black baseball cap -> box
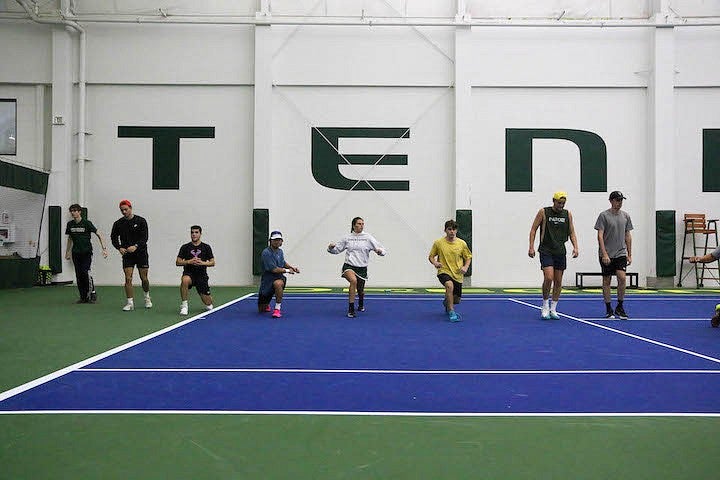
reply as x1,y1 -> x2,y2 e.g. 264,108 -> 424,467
609,191 -> 626,200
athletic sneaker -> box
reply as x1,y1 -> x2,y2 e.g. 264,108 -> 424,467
89,291 -> 97,303
614,306 -> 628,320
604,310 -> 615,319
358,306 -> 365,312
144,296 -> 153,309
711,312 -> 720,328
75,298 -> 88,304
541,305 -> 550,320
549,310 -> 560,320
448,310 -> 461,322
180,305 -> 188,316
272,309 -> 282,318
122,303 -> 134,311
264,305 -> 271,312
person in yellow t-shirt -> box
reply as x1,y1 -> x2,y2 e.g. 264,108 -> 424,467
428,219 -> 472,322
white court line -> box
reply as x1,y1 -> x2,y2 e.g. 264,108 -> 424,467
585,318 -> 708,321
1,410 -> 719,417
0,293 -> 255,403
510,298 -> 720,365
79,368 -> 720,374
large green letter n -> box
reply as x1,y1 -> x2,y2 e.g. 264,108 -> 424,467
312,127 -> 410,191
704,129 -> 720,192
118,126 -> 215,190
505,128 -> 607,192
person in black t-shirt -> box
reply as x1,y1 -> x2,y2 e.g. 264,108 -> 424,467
65,204 -> 108,303
110,199 -> 151,311
176,225 -> 215,315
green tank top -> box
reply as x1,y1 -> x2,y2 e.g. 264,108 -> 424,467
539,207 -> 570,256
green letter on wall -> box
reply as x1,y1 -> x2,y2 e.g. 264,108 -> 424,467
506,128 -> 607,192
118,126 -> 215,190
312,127 -> 410,191
704,129 -> 720,192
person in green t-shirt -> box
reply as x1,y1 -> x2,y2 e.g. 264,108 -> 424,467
65,204 -> 108,303
528,191 -> 579,320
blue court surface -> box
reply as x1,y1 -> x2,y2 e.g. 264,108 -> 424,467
2,294 -> 720,415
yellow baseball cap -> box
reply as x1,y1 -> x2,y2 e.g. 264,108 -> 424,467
553,191 -> 567,200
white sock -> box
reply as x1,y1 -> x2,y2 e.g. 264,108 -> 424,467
542,299 -> 550,309
144,291 -> 151,299
181,300 -> 188,307
275,303 -> 282,310
127,298 -> 134,305
551,300 -> 558,311
205,304 -> 213,310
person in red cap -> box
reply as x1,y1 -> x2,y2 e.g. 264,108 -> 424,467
110,199 -> 152,311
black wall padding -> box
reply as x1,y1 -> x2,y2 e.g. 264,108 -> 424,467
656,210 -> 676,277
456,209 -> 473,277
253,209 -> 269,276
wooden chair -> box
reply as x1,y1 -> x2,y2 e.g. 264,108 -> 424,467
678,213 -> 719,287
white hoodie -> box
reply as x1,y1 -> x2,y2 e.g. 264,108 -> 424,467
328,231 -> 386,267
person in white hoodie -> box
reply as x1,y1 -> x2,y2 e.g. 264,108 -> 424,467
327,217 -> 386,317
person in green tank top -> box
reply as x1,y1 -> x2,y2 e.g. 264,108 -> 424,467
65,204 -> 108,303
528,191 -> 579,320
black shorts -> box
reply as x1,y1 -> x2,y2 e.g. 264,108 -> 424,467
185,274 -> 210,296
342,263 -> 368,281
122,250 -> 149,269
258,277 -> 287,305
539,251 -> 567,271
437,273 -> 463,298
600,256 -> 628,276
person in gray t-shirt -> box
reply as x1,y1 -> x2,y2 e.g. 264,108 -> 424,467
594,191 -> 634,319
690,246 -> 720,327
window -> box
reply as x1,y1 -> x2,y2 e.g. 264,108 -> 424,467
0,99 -> 17,155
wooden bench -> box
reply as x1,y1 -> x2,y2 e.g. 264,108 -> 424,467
575,272 -> 639,289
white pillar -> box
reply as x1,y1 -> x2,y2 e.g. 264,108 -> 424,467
454,25 -> 472,212
43,25 -> 74,281
253,24 -> 273,212
647,18 -> 676,283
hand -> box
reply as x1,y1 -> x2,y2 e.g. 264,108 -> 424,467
327,243 -> 335,251
127,245 -> 137,253
291,266 -> 300,273
690,256 -> 698,263
601,254 -> 610,265
460,266 -> 468,274
528,247 -> 535,258
627,255 -> 632,266
65,252 -> 70,260
375,248 -> 385,256
119,247 -> 127,256
433,261 -> 442,269
572,248 -> 579,258
102,248 -> 108,259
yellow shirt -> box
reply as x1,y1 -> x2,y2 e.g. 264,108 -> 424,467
429,237 -> 472,283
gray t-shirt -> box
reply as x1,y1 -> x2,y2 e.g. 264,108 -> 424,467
594,209 -> 633,258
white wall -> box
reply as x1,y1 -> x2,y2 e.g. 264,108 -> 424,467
1,3 -> 719,288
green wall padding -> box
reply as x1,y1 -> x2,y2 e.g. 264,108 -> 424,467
656,210 -> 676,277
0,257 -> 40,289
456,209 -> 473,277
48,206 -> 62,274
0,159 -> 48,194
253,208 -> 269,276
